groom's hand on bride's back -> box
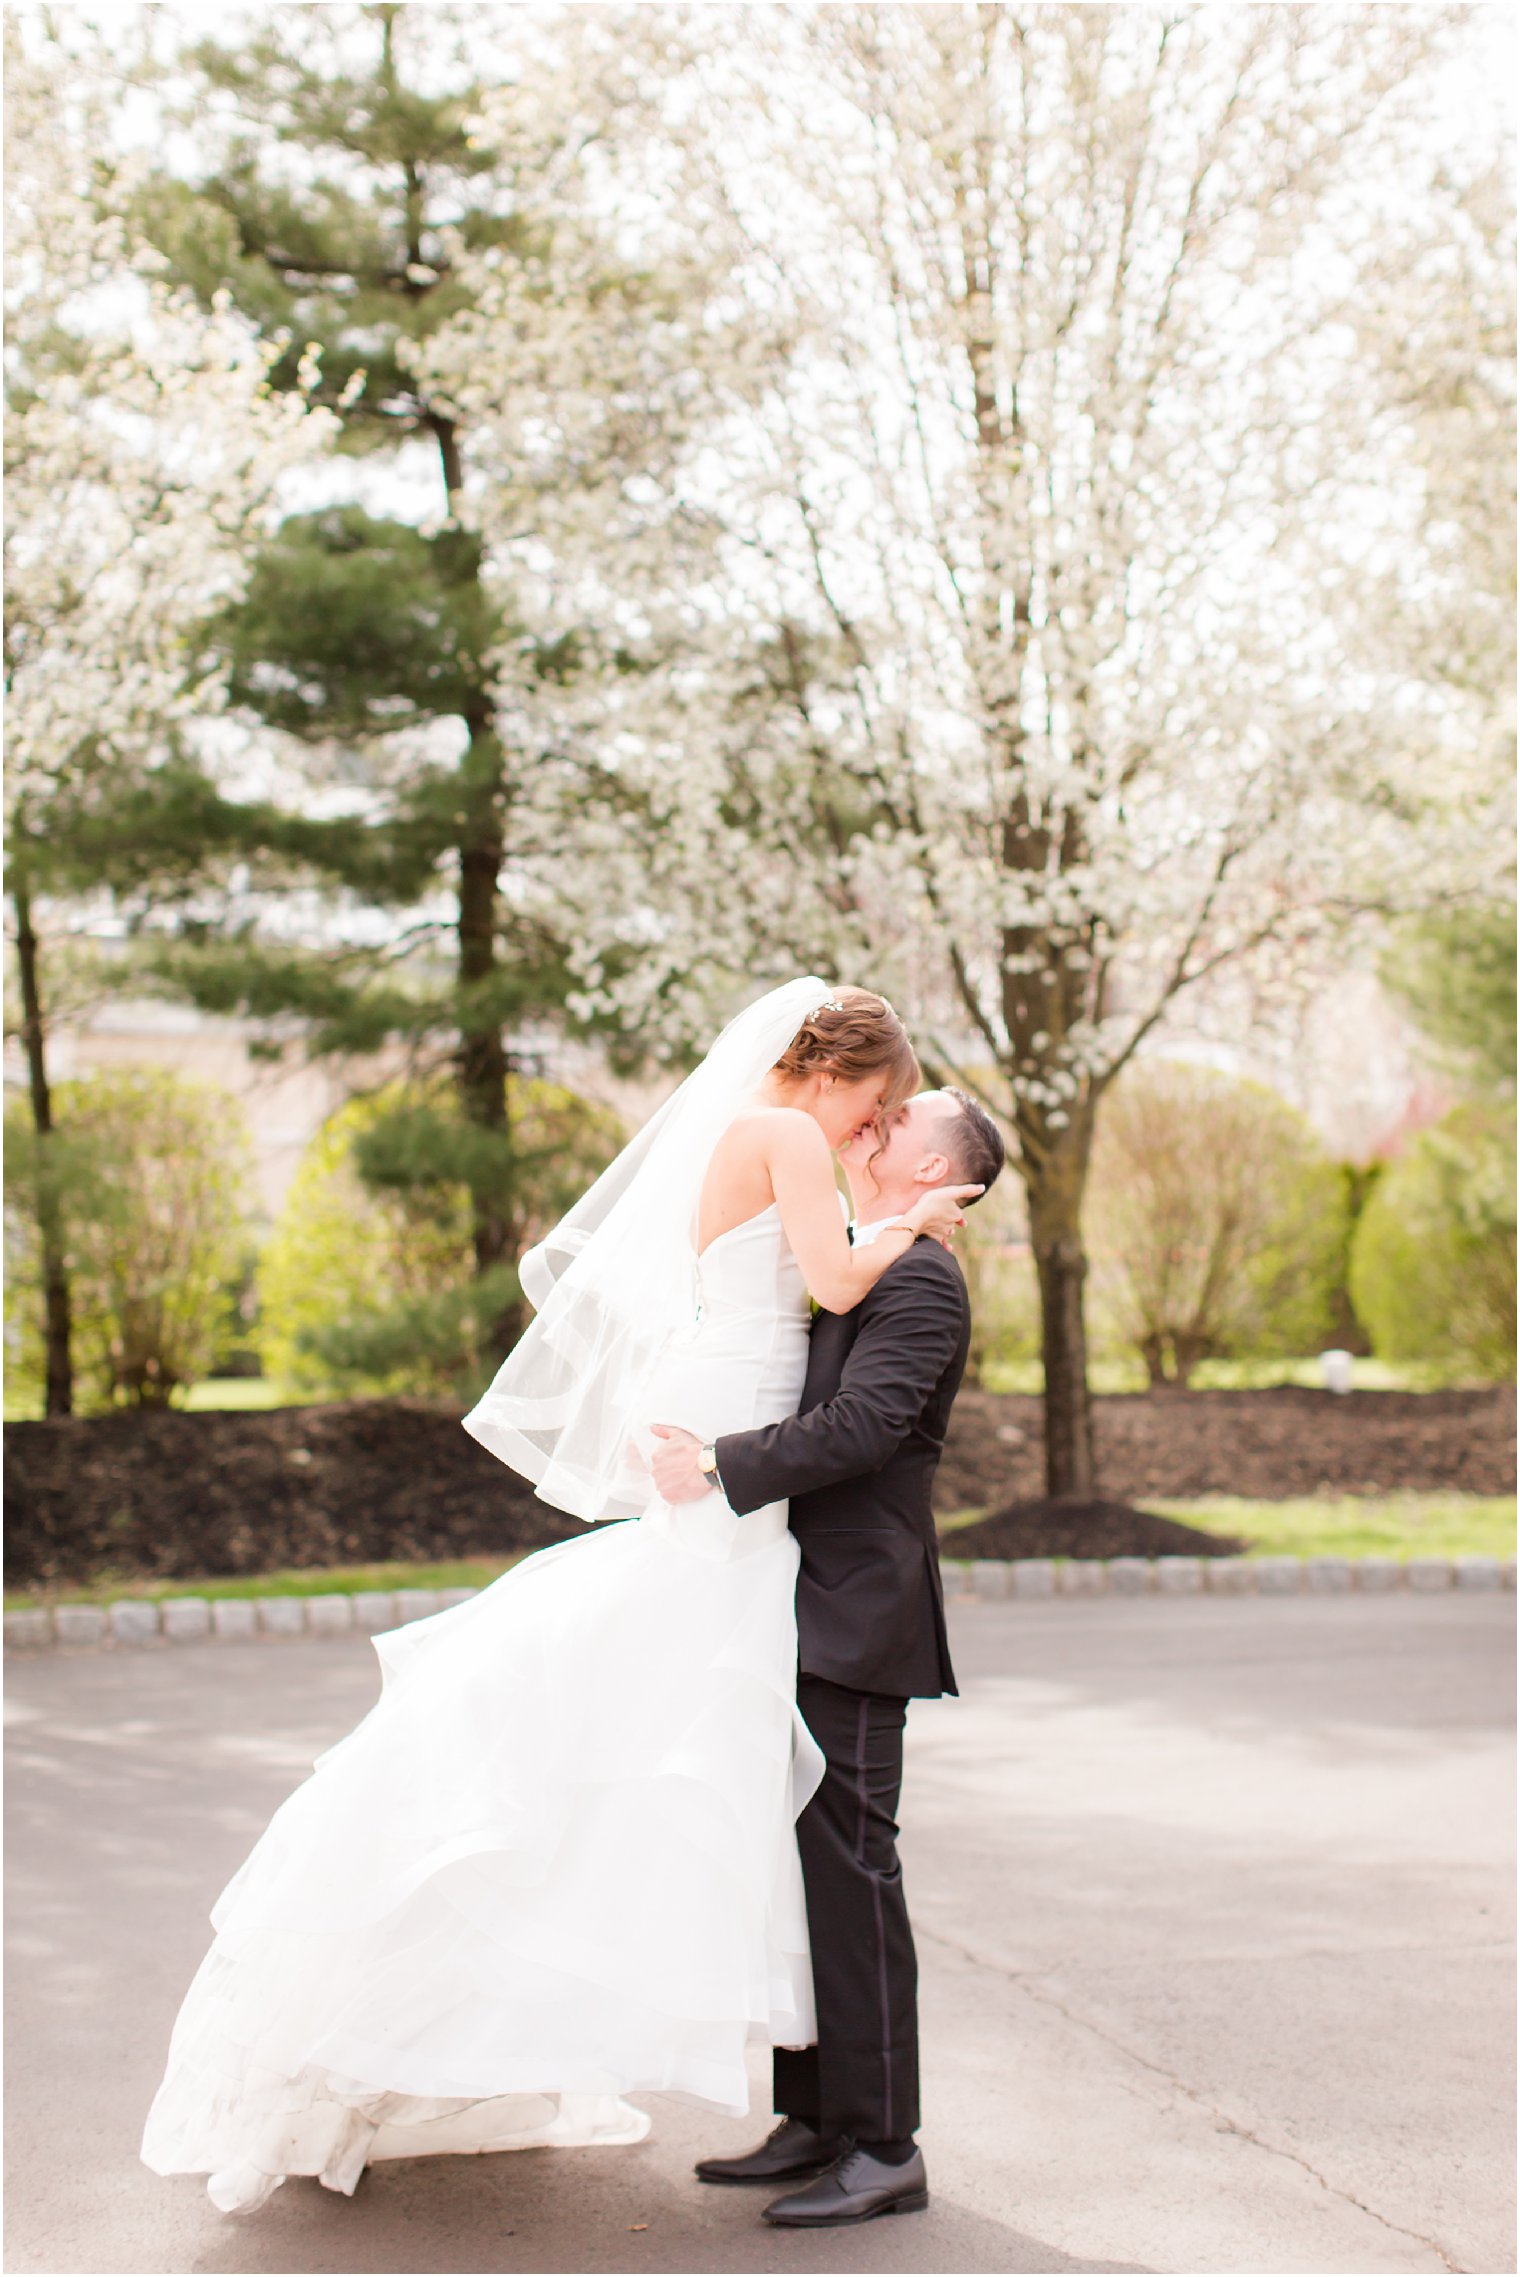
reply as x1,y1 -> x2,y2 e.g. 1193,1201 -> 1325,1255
650,1423 -> 715,1504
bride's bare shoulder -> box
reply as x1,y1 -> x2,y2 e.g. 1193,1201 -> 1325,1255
704,1110 -> 828,1203
717,1106 -> 828,1160
701,1108 -> 827,1242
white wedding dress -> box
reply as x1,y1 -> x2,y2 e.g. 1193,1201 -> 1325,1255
141,1203 -> 823,2212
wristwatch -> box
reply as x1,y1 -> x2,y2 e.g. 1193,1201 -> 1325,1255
698,1443 -> 721,1483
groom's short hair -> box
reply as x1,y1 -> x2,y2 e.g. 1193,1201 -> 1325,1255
938,1089 -> 1006,1202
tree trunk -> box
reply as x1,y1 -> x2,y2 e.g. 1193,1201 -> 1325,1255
429,400 -> 519,1354
1024,1122 -> 1096,1499
454,715 -> 520,1354
1327,1164 -> 1378,1355
12,876 -> 73,1415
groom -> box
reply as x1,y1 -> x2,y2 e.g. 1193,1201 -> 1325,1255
651,1085 -> 1005,2228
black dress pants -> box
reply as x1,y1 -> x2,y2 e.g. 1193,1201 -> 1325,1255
772,1673 -> 919,2142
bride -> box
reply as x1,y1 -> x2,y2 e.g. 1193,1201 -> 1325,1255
141,979 -> 975,2213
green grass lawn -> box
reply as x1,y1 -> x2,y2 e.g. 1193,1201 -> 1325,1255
4,1556 -> 521,1613
15,1357 -> 1480,1422
1151,1494 -> 1516,1562
978,1355 -> 1471,1395
7,1496 -> 1512,1611
937,1492 -> 1515,1560
181,1377 -> 299,1412
5,1377 -> 303,1423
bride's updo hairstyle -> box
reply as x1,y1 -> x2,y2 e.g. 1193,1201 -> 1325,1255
773,987 -> 920,1123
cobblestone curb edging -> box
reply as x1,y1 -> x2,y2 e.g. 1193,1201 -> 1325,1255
5,1557 -> 1514,1653
937,1552 -> 1517,1602
4,1584 -> 481,1654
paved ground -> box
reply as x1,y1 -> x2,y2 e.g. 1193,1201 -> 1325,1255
4,1594 -> 1514,2276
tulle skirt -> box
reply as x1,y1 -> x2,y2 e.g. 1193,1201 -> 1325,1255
140,1496 -> 823,2210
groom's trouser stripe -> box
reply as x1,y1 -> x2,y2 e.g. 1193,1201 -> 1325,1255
855,1691 -> 895,2138
774,1675 -> 919,2142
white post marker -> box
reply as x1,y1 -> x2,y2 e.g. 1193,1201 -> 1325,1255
1320,1348 -> 1354,1394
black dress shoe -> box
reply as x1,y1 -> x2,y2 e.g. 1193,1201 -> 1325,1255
695,2117 -> 850,2186
762,2142 -> 929,2226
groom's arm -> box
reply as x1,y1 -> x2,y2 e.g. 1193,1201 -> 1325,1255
714,1245 -> 968,1516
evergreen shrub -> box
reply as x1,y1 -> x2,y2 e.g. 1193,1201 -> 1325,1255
258,1079 -> 624,1400
1350,1104 -> 1516,1382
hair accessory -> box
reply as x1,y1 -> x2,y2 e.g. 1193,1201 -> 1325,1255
818,991 -> 897,1019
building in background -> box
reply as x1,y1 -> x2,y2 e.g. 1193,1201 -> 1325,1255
2,1000 -> 669,1225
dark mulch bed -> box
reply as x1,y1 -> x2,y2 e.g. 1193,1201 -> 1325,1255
3,1401 -> 578,1589
934,1384 -> 1516,1512
4,1383 -> 1513,1589
949,1498 -> 1245,1562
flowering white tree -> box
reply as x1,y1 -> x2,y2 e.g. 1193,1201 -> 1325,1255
524,4 -> 1509,1494
413,17 -> 816,1050
4,18 -> 332,1410
1334,149 -> 1515,848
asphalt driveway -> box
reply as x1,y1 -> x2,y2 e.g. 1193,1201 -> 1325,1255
5,1592 -> 1513,2274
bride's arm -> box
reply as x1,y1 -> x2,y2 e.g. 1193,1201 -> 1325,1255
765,1112 -> 978,1314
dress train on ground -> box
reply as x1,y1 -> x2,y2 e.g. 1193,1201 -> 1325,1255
142,1207 -> 820,2210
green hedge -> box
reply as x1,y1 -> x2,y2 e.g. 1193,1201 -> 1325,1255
1351,1104 -> 1516,1383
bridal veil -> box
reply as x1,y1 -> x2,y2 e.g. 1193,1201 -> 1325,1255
463,975 -> 838,1523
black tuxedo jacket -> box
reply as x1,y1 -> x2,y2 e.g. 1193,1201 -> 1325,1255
714,1238 -> 969,1700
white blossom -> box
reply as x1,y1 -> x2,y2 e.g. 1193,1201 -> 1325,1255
4,20 -> 334,841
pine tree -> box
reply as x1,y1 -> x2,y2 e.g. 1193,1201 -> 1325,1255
131,4 -> 615,1351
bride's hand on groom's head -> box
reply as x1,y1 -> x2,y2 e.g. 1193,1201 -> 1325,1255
907,1181 -> 983,1248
